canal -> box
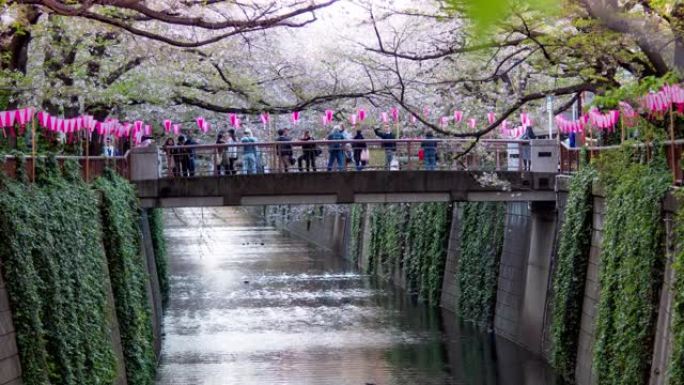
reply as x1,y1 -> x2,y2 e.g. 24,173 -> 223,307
156,207 -> 559,385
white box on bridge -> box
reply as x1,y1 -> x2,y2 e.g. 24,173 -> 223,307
507,143 -> 520,171
530,139 -> 558,173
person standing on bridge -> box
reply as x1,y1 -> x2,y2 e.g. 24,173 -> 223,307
102,137 -> 119,157
326,126 -> 346,172
298,130 -> 317,172
352,129 -> 367,171
374,125 -> 396,170
421,131 -> 438,171
226,129 -> 239,175
241,128 -> 258,175
520,125 -> 536,171
184,134 -> 198,177
276,128 -> 294,173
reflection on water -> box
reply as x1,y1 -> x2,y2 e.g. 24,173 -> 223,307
156,207 -> 559,385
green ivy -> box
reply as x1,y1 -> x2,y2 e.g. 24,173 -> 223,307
669,190 -> 684,385
593,144 -> 671,385
549,158 -> 596,383
348,204 -> 362,266
94,170 -> 156,385
456,202 -> 505,327
362,202 -> 450,305
0,156 -> 117,385
149,208 -> 169,309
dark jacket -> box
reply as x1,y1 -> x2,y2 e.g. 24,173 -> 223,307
421,137 -> 438,158
301,135 -> 316,151
374,129 -> 396,150
185,137 -> 198,157
276,135 -> 293,156
352,132 -> 366,150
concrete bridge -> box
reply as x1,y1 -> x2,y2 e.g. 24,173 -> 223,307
133,171 -> 558,208
126,139 -> 561,207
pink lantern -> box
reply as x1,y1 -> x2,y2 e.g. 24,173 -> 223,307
173,124 -> 180,135
144,124 -> 151,135
15,109 -> 25,126
5,111 -> 15,127
350,114 -> 357,126
229,114 -> 238,127
381,112 -> 389,124
196,117 -> 205,131
410,114 -> 417,124
292,111 -> 300,124
453,111 -> 463,123
260,112 -> 270,125
440,116 -> 448,126
468,118 -> 476,129
487,112 -> 496,125
357,108 -> 366,122
520,113 -> 531,127
390,107 -> 399,122
325,109 -> 334,123
163,119 -> 172,132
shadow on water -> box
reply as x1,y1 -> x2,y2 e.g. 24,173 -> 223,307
155,207 -> 560,385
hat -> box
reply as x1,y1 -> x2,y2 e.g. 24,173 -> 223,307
244,128 -> 252,135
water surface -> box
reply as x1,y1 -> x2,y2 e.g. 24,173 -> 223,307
156,207 -> 558,385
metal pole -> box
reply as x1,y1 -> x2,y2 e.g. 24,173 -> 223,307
85,127 -> 90,181
546,95 -> 553,139
670,105 -> 676,181
31,116 -> 36,182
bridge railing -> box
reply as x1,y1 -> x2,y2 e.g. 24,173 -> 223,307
155,138 -> 548,178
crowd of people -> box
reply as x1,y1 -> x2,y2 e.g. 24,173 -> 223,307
100,123 -> 540,176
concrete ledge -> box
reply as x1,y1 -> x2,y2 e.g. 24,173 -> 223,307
134,171 -> 557,207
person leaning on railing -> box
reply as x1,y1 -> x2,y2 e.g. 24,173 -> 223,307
352,129 -> 367,171
298,130 -> 318,172
374,125 -> 396,170
241,128 -> 258,175
276,128 -> 294,173
421,131 -> 438,171
163,137 -> 179,177
226,129 -> 238,175
326,126 -> 346,172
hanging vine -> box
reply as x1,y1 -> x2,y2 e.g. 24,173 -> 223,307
94,169 -> 156,385
348,204 -> 363,266
0,156 -> 117,385
149,208 -> 169,309
456,202 -> 506,327
550,157 -> 596,382
362,202 -> 450,304
592,144 -> 671,385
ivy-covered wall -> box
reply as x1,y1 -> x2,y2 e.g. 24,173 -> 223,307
591,148 -> 671,385
149,208 -> 169,309
456,202 -> 506,328
357,202 -> 451,305
670,192 -> 684,385
549,164 -> 596,382
94,169 -> 156,385
0,157 -> 118,385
